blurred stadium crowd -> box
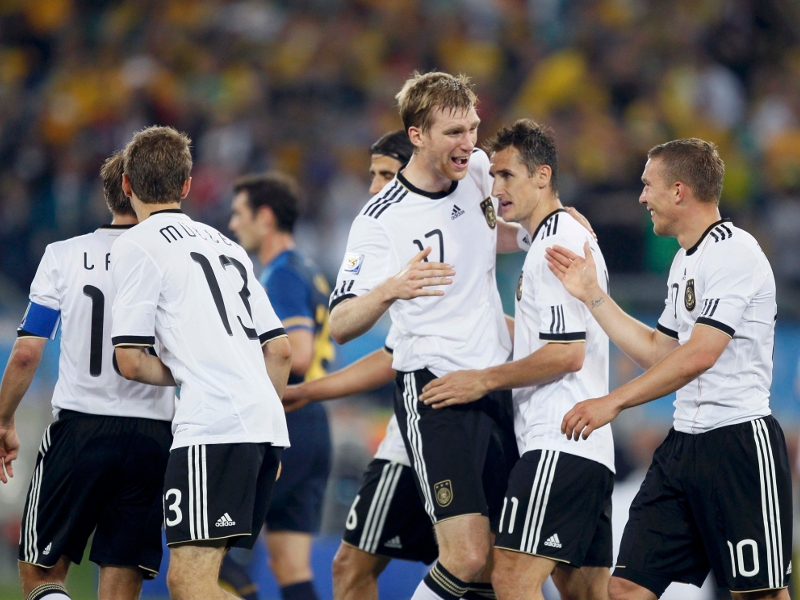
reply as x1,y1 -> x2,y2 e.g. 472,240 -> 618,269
1,0 -> 800,297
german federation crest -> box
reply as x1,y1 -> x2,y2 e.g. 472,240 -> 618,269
684,279 -> 696,311
480,198 -> 497,229
516,271 -> 523,301
434,480 -> 453,507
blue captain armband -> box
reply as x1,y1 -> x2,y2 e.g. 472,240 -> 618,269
18,302 -> 61,340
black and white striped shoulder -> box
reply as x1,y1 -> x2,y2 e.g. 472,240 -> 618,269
531,208 -> 567,242
686,219 -> 733,256
362,180 -> 408,219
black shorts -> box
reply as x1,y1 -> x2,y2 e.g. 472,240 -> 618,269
494,450 -> 614,568
394,369 -> 514,524
163,443 -> 282,549
265,404 -> 331,533
19,410 -> 172,578
342,459 -> 438,564
615,416 -> 793,595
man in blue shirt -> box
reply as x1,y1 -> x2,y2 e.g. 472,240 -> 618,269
228,172 -> 333,600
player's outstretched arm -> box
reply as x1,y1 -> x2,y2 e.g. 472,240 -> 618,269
562,324 -> 730,441
420,341 -> 584,408
329,247 -> 454,344
115,347 -> 176,387
546,241 -> 678,369
0,337 -> 46,483
282,348 -> 395,412
264,335 -> 292,399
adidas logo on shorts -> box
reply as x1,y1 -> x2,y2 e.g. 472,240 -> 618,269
216,513 -> 236,527
451,205 -> 465,220
543,534 -> 562,549
384,536 -> 403,549
43,543 -> 51,556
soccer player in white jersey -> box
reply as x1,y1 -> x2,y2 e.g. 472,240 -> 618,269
0,152 -> 175,600
329,72 -> 530,600
420,120 -> 614,600
546,139 -> 791,600
110,126 -> 293,600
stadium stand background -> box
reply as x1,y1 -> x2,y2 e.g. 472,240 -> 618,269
0,0 -> 799,598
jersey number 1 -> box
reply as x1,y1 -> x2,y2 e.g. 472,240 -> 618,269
191,253 -> 258,339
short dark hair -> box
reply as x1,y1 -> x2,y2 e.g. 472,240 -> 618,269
647,138 -> 725,204
370,130 -> 414,165
233,172 -> 300,233
100,151 -> 135,216
123,126 -> 193,205
484,119 -> 558,193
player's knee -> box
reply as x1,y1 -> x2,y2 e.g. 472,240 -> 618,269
490,558 -> 513,591
19,560 -> 68,596
607,576 -> 638,600
443,547 -> 488,581
165,563 -> 195,600
332,548 -> 357,586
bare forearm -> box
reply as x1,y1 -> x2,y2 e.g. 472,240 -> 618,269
581,288 -> 664,369
504,315 -> 514,345
302,350 -> 395,401
264,337 -> 293,399
484,343 -> 583,391
610,342 -> 714,410
116,349 -> 176,386
497,221 -> 524,254
330,290 -> 393,344
0,346 -> 43,423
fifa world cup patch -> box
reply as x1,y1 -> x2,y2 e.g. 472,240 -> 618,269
480,198 -> 497,229
434,480 -> 453,507
684,278 -> 696,311
343,253 -> 364,274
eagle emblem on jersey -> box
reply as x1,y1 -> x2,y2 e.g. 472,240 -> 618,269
516,271 -> 523,301
434,480 -> 453,507
480,198 -> 496,229
684,279 -> 696,311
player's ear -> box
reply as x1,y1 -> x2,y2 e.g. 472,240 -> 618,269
122,173 -> 132,198
673,181 -> 686,204
181,177 -> 192,200
256,205 -> 276,229
537,165 -> 552,189
407,126 -> 424,149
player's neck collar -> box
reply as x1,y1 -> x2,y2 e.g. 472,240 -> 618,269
397,171 -> 458,199
530,207 -> 568,242
99,224 -> 135,230
150,208 -> 184,216
686,218 -> 731,256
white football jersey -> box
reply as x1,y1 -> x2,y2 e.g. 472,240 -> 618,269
513,210 -> 614,473
110,210 -> 289,450
657,220 -> 775,433
331,149 -> 512,376
373,325 -> 411,466
18,226 -> 175,421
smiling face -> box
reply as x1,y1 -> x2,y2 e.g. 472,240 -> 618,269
413,106 -> 480,182
368,154 -> 404,195
639,157 -> 678,237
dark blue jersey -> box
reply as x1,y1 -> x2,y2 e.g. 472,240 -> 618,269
260,249 -> 334,385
